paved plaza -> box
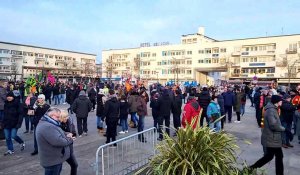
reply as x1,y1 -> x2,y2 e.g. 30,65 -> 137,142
0,101 -> 300,175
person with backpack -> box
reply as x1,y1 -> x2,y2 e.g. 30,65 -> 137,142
88,85 -> 97,112
150,93 -> 160,130
207,95 -> 221,132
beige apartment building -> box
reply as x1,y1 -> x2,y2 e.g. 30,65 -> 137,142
102,27 -> 300,85
0,41 -> 96,81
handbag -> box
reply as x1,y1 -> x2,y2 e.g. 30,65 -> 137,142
27,109 -> 35,116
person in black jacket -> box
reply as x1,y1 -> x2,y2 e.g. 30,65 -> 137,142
196,87 -> 211,127
72,91 -> 92,137
3,91 -> 25,156
172,90 -> 182,131
43,84 -> 52,105
66,85 -> 77,114
88,85 -> 97,112
150,93 -> 160,130
119,95 -> 129,134
31,94 -> 50,156
59,110 -> 78,175
280,94 -> 296,148
216,91 -> 225,129
157,89 -> 173,141
254,87 -> 263,127
96,89 -> 105,133
53,83 -> 60,105
102,90 -> 120,146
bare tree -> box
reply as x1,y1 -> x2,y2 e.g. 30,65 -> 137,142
287,54 -> 300,89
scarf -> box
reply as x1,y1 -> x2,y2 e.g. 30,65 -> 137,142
43,115 -> 61,127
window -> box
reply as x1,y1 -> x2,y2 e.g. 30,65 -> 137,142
34,60 -> 38,64
198,50 -> 204,54
0,49 -> 10,54
242,57 -> 248,62
205,48 -> 211,54
55,63 -> 58,66
266,68 -> 275,73
198,60 -> 204,63
11,50 -> 22,55
233,69 -> 240,74
152,53 -> 156,57
242,69 -> 248,73
187,51 -> 192,55
182,39 -> 186,44
186,70 -> 192,74
220,48 -> 226,53
162,51 -> 167,56
205,58 -> 211,64
187,60 -> 192,64
246,47 -> 249,51
212,58 -> 219,63
157,62 -> 161,65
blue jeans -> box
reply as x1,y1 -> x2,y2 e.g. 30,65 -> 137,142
54,95 -> 60,105
24,114 -> 34,131
130,112 -> 138,126
209,121 -> 221,132
120,115 -> 128,131
44,163 -> 62,175
137,115 -> 145,132
4,128 -> 24,151
240,104 -> 245,116
281,122 -> 292,145
59,94 -> 65,104
97,116 -> 103,129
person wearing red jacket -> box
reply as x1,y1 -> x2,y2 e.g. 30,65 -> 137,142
182,95 -> 201,129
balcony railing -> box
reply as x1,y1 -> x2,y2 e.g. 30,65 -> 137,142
231,73 -> 240,77
11,55 -> 23,59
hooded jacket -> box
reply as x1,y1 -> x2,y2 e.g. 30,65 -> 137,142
96,94 -> 105,116
103,96 -> 120,123
3,99 -> 23,129
261,102 -> 285,148
36,115 -> 73,167
196,91 -> 211,110
128,94 -> 139,113
158,92 -> 173,116
72,95 -> 92,118
223,90 -> 235,106
182,99 -> 201,129
280,100 -> 296,123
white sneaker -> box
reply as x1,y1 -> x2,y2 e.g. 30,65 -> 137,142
4,150 -> 14,156
83,132 -> 88,136
125,130 -> 128,133
234,121 -> 241,123
119,131 -> 125,134
79,135 -> 82,138
63,103 -> 66,104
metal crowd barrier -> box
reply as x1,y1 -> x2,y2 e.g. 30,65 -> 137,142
95,127 -> 157,175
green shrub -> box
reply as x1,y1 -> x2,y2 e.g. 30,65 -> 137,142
145,122 -> 240,175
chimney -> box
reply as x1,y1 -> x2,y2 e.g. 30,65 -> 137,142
198,27 -> 205,35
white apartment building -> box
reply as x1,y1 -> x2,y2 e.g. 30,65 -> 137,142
0,41 -> 96,81
102,27 -> 300,85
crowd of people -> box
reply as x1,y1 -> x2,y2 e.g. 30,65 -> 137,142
1,79 -> 300,175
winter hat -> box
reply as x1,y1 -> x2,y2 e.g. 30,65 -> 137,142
271,95 -> 282,104
79,90 -> 86,96
7,91 -> 15,98
283,94 -> 291,100
38,94 -> 45,100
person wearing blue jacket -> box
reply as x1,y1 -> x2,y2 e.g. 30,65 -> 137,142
207,95 -> 221,132
222,88 -> 235,123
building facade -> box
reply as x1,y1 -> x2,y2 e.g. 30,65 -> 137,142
102,27 -> 300,85
0,41 -> 96,81
95,63 -> 103,78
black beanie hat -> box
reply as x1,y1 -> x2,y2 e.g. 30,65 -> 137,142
271,95 -> 282,104
6,91 -> 14,98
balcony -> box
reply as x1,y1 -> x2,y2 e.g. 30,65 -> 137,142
285,73 -> 297,78
35,57 -> 45,61
11,54 -> 23,59
55,59 -> 65,63
231,51 -> 241,56
286,49 -> 297,54
231,73 -> 240,77
0,69 -> 12,73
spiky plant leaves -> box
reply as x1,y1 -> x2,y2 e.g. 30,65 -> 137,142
144,117 -> 241,175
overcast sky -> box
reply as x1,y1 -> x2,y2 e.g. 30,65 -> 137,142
1,0 -> 299,63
